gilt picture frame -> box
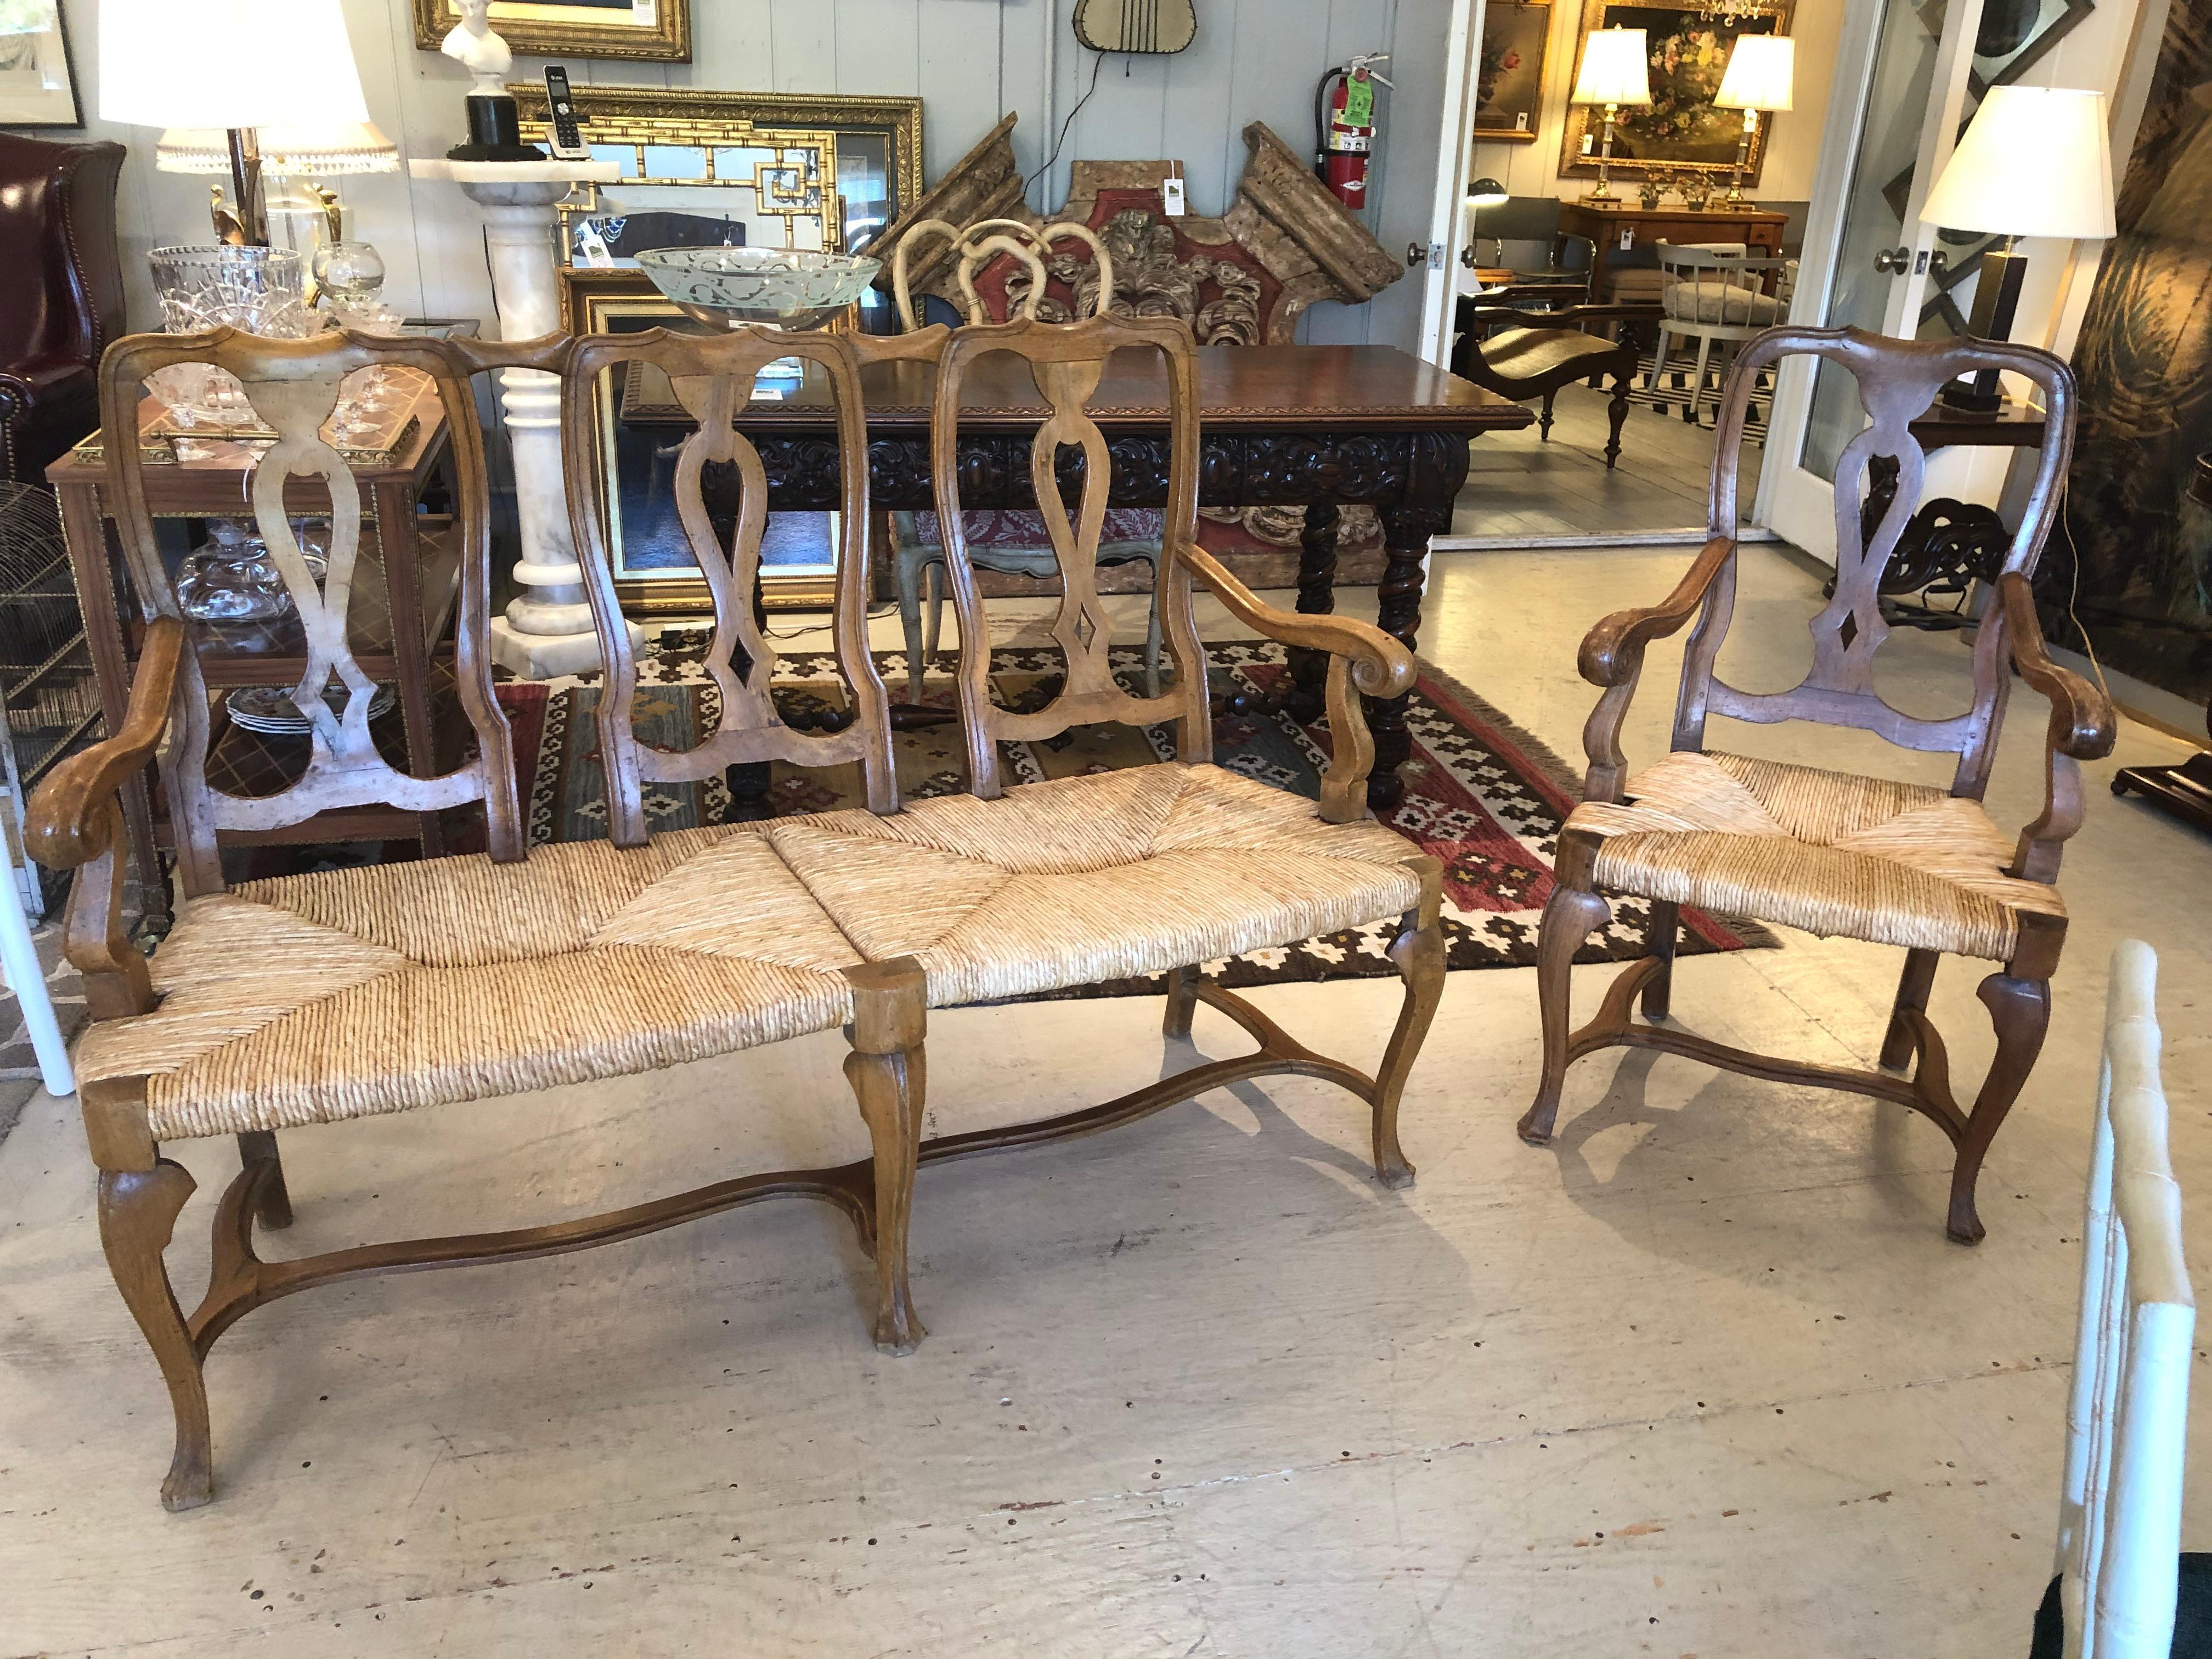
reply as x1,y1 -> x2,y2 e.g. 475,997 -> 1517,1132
1558,0 -> 1793,183
1474,1 -> 1550,144
413,0 -> 691,63
0,0 -> 83,128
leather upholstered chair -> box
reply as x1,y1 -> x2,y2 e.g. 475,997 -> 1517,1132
1520,326 -> 2117,1245
0,132 -> 127,487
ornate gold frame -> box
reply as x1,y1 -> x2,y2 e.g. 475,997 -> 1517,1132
1557,0 -> 1793,185
510,83 -> 924,235
412,0 -> 691,61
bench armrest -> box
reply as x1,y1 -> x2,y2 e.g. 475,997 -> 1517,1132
1178,538 -> 1414,823
1577,535 -> 1735,803
1996,572 -> 2118,883
26,616 -> 184,1016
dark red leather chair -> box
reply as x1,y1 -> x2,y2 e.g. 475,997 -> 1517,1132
0,132 -> 127,487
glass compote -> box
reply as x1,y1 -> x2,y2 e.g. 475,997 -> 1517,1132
633,247 -> 882,333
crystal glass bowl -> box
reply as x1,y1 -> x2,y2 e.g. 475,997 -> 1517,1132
148,245 -> 317,338
634,247 -> 882,331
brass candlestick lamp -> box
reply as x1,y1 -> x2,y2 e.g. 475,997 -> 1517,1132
1571,29 -> 1653,204
1713,35 -> 1795,205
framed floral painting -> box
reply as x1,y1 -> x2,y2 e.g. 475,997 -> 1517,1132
1558,0 -> 1793,183
1474,1 -> 1550,143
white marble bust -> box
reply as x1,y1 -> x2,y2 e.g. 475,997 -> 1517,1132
442,0 -> 513,98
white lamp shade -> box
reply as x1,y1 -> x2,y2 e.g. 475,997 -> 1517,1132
159,122 -> 400,177
100,0 -> 370,132
1921,86 -> 2117,241
1572,29 -> 1652,107
1715,36 -> 1795,111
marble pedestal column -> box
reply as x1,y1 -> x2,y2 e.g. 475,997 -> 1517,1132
409,158 -> 642,679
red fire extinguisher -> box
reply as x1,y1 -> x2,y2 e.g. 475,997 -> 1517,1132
1316,53 -> 1393,211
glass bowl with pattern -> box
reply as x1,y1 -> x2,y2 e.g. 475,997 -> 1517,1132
634,247 -> 882,332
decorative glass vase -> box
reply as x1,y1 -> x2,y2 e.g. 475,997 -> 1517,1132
174,521 -> 293,623
313,239 -> 399,329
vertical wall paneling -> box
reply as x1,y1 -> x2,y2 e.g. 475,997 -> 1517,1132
7,0 -> 1458,358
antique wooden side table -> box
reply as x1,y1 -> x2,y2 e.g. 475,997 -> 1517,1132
47,376 -> 465,915
619,342 -> 1534,809
1558,201 -> 1789,302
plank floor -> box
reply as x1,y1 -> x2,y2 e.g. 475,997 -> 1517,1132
1451,379 -> 1764,539
1,546 -> 2207,1657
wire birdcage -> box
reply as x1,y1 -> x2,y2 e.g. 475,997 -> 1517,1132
0,482 -> 100,787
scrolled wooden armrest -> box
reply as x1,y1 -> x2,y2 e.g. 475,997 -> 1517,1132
27,617 -> 183,1019
1179,539 -> 1413,697
1465,301 -> 1662,330
1576,536 -> 1735,803
1579,535 -> 1734,688
1995,572 -> 2117,884
1996,573 -> 2115,762
29,616 -> 183,872
1178,539 -> 1413,823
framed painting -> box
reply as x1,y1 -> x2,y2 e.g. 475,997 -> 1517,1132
1558,0 -> 1793,184
573,288 -> 839,614
0,0 -> 82,128
1473,1 -> 1550,143
413,0 -> 690,63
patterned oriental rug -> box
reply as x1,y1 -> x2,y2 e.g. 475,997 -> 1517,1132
494,641 -> 1770,999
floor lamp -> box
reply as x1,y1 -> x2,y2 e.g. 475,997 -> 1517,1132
1920,86 -> 2115,412
99,0 -> 374,247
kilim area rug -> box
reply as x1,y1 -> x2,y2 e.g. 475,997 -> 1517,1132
494,640 -> 1771,999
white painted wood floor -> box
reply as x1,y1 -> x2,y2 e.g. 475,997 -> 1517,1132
2,546 -> 2207,1657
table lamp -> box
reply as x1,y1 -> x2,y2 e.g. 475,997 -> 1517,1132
99,0 -> 374,246
1572,29 -> 1652,204
157,122 -> 399,246
1713,36 -> 1794,206
1920,85 -> 2115,412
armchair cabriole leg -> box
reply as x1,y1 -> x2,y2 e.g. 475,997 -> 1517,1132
1163,962 -> 1199,1039
1519,843 -> 1612,1145
1882,949 -> 1939,1071
236,1131 -> 292,1229
1948,972 -> 2050,1245
843,958 -> 929,1356
98,1159 -> 213,1511
1639,900 -> 1679,1022
1372,857 -> 1448,1189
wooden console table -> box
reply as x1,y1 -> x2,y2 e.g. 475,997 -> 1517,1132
47,387 -> 465,914
622,342 -> 1534,809
1558,200 -> 1788,302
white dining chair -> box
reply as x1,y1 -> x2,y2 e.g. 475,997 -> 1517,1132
2036,939 -> 2197,1657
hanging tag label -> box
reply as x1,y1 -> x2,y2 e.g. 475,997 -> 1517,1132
1163,177 -> 1187,216
1344,73 -> 1375,128
1619,228 -> 1635,252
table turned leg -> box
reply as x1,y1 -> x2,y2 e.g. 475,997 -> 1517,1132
1367,504 -> 1443,812
1283,503 -> 1340,721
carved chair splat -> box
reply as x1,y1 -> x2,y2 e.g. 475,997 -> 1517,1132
1522,325 -> 2117,1244
560,324 -> 899,844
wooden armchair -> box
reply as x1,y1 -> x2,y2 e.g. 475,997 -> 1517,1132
1449,300 -> 1656,470
1519,326 -> 2117,1244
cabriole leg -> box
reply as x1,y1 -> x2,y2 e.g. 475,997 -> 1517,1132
1640,900 -> 1679,1022
1604,367 -> 1631,470
1948,973 -> 2050,1245
1163,963 -> 1199,1039
1518,879 -> 1613,1146
1372,861 -> 1448,1189
843,958 -> 929,1355
236,1131 -> 291,1229
1882,949 -> 1939,1071
97,1160 -> 213,1511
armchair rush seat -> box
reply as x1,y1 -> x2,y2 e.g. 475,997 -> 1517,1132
1519,326 -> 2115,1245
38,312 -> 1444,1510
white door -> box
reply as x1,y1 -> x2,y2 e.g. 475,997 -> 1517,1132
1420,0 -> 1488,366
1756,0 -> 1989,556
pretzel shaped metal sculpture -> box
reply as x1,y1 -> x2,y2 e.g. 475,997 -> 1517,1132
891,216 -> 1117,331
561,325 -> 899,847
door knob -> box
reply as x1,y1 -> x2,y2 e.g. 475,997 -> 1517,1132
1874,246 -> 1911,274
1408,241 -> 1426,267
1459,243 -> 1476,269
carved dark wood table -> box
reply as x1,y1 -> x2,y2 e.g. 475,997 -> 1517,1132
624,343 -> 1532,809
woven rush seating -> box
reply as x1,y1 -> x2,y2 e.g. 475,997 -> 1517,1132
37,309 -> 1446,1511
1520,325 -> 2116,1247
1572,749 -> 2063,964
